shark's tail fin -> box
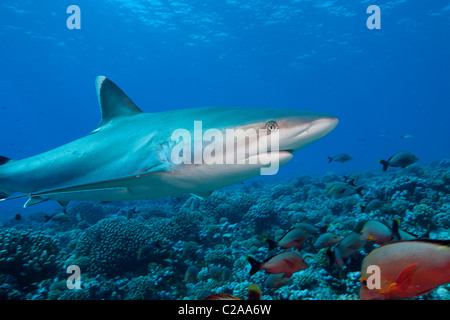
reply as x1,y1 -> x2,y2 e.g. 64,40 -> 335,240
0,155 -> 15,200
0,191 -> 13,201
0,156 -> 12,166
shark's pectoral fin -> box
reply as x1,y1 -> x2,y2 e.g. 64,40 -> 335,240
24,197 -> 69,208
26,187 -> 130,206
24,196 -> 48,208
17,170 -> 170,206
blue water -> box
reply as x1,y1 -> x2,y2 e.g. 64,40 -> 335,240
0,0 -> 449,301
1,1 -> 449,176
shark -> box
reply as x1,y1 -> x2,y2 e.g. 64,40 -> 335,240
0,76 -> 338,208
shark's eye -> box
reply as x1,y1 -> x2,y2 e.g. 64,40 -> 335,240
265,121 -> 278,134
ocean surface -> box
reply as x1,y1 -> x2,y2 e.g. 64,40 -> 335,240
0,0 -> 449,301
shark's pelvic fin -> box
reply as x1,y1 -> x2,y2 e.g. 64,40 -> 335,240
96,76 -> 144,127
193,191 -> 214,199
57,200 -> 70,208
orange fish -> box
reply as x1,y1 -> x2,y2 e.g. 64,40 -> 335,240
203,284 -> 261,300
203,293 -> 241,300
264,223 -> 322,251
360,240 -> 450,300
327,232 -> 366,268
247,251 -> 308,278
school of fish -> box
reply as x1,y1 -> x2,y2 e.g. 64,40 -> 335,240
245,152 -> 449,300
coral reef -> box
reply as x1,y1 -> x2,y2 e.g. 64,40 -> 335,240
74,217 -> 154,276
0,228 -> 62,288
0,160 -> 449,300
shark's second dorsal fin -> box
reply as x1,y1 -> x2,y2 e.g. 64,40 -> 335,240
96,76 -> 144,126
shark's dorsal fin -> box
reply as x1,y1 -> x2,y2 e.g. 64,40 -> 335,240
96,76 -> 144,126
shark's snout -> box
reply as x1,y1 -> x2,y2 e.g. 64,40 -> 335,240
307,117 -> 339,138
281,114 -> 338,152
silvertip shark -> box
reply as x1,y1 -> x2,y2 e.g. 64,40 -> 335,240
0,76 -> 338,208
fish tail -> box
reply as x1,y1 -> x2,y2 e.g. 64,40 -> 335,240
319,224 -> 329,233
332,247 -> 345,268
347,178 -> 356,187
325,248 -> 335,268
391,218 -> 401,240
378,159 -> 389,171
327,156 -> 333,163
247,256 -> 263,276
264,238 -> 278,251
356,186 -> 363,196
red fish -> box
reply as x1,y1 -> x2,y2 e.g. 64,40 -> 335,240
203,284 -> 261,300
247,251 -> 308,278
327,231 -> 366,268
264,223 -> 322,251
360,240 -> 450,300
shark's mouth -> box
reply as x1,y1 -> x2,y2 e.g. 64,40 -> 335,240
244,150 -> 293,169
